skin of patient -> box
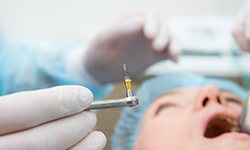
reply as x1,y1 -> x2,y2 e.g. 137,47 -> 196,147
134,85 -> 250,150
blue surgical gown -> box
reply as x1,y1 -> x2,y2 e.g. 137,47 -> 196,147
0,31 -> 113,99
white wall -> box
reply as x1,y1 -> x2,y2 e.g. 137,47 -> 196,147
0,0 -> 244,44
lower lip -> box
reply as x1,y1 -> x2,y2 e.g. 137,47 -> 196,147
212,132 -> 250,140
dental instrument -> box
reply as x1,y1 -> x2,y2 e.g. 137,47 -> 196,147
88,64 -> 139,110
123,64 -> 133,97
239,93 -> 250,133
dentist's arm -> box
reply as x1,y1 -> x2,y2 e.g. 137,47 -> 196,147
0,35 -> 112,98
0,85 -> 106,150
0,13 -> 179,97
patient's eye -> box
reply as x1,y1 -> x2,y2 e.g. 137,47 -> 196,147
226,97 -> 242,104
225,97 -> 242,112
155,102 -> 177,116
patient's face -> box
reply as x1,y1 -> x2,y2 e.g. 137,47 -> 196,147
134,85 -> 250,150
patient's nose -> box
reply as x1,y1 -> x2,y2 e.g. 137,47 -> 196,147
196,85 -> 226,109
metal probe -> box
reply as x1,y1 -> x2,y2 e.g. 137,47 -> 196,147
88,96 -> 139,110
239,93 -> 250,133
88,64 -> 139,110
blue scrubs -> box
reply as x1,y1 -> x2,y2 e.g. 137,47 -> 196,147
0,31 -> 113,99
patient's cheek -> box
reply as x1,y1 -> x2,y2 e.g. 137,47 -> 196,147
227,103 -> 242,114
134,117 -> 189,150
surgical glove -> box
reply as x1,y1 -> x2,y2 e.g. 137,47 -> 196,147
83,13 -> 181,84
232,0 -> 250,52
0,86 -> 106,150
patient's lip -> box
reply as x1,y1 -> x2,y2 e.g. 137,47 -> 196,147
214,132 -> 250,140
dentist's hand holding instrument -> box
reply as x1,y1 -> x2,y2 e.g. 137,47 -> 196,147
0,12 -> 179,149
0,86 -> 106,150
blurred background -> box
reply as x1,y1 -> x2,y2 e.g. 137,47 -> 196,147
0,0 -> 249,149
0,0 -> 249,78
0,0 -> 244,43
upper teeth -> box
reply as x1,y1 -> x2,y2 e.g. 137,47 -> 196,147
223,117 -> 240,132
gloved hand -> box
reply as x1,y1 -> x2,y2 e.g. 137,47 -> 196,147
232,0 -> 250,52
0,86 -> 106,150
83,13 -> 180,84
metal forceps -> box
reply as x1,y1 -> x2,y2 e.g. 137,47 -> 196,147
88,64 -> 139,110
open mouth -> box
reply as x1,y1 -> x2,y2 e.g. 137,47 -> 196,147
204,115 -> 240,138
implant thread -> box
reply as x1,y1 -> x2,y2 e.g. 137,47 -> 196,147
124,79 -> 133,97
